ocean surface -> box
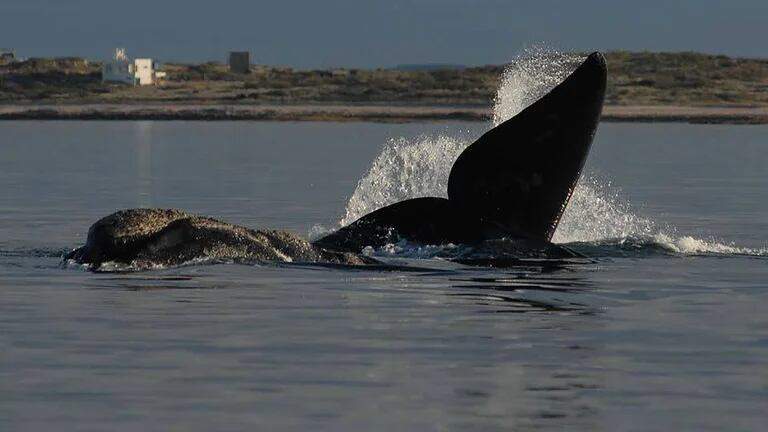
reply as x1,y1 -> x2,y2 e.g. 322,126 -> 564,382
1,120 -> 767,431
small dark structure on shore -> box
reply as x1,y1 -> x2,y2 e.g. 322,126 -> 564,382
228,51 -> 250,74
0,49 -> 16,64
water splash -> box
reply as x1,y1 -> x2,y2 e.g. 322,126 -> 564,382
554,174 -> 658,243
659,234 -> 767,256
340,134 -> 470,226
493,46 -> 584,126
336,47 -> 767,258
555,176 -> 767,255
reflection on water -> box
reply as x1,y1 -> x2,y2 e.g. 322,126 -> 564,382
86,261 -> 599,315
135,121 -> 154,208
447,292 -> 592,314
449,268 -> 597,315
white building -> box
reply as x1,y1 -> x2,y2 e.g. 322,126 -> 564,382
102,48 -> 166,86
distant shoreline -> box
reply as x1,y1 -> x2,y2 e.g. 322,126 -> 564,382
4,51 -> 768,123
1,103 -> 767,124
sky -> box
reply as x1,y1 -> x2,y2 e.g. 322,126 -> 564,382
1,0 -> 767,68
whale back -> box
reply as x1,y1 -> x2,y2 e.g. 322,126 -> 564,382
447,52 -> 607,241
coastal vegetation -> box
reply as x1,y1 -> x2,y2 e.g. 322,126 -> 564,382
1,51 -> 767,107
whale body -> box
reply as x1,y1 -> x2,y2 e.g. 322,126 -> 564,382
67,52 -> 607,270
65,209 -> 374,270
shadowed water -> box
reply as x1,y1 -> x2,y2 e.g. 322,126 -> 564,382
1,120 -> 768,431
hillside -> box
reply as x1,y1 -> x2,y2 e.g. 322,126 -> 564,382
1,51 -> 767,109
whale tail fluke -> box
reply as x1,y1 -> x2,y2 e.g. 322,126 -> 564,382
447,52 -> 607,241
315,52 -> 607,253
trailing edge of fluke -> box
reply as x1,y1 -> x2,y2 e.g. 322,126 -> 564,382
314,52 -> 607,253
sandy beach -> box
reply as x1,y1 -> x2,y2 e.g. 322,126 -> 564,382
2,103 -> 768,124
